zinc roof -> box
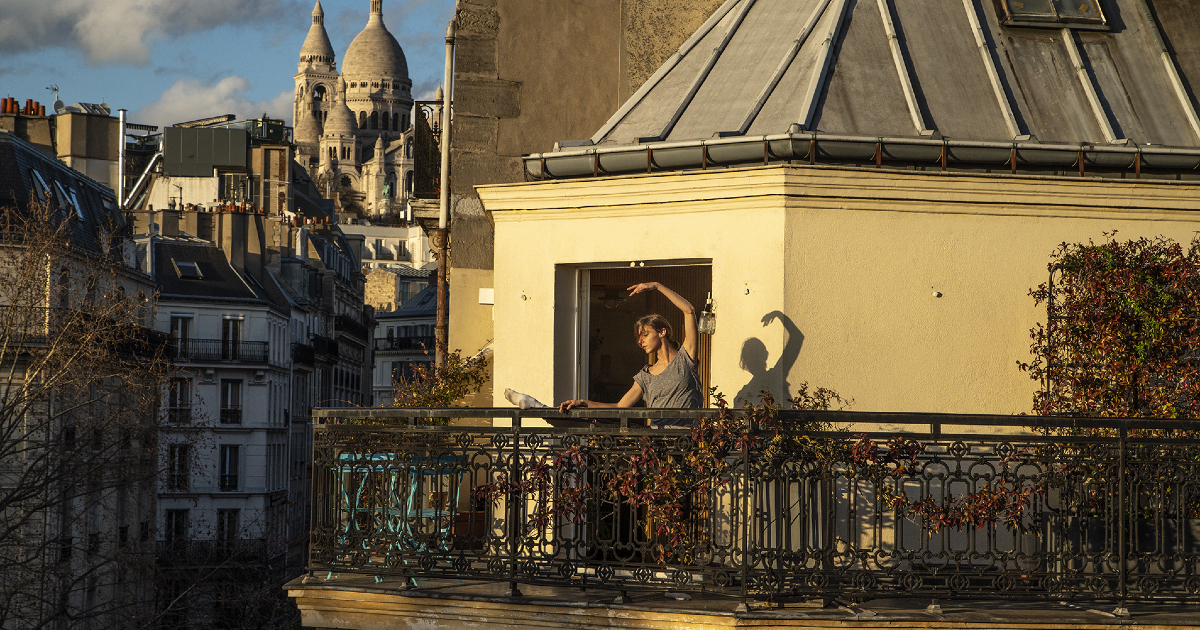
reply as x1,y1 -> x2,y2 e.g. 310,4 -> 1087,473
592,0 -> 1200,148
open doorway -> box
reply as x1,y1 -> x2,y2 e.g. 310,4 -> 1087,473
580,264 -> 712,406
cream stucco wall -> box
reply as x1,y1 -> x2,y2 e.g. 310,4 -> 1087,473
484,168 -> 791,412
479,165 -> 1200,418
448,266 -> 496,408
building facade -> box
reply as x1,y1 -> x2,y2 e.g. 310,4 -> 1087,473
371,284 -> 437,406
131,117 -> 373,625
0,130 -> 161,629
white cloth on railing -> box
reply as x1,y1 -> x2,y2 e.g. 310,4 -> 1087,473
504,388 -> 548,409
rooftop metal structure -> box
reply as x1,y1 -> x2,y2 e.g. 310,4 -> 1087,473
528,0 -> 1200,180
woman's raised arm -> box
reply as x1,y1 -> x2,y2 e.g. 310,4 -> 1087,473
628,282 -> 697,360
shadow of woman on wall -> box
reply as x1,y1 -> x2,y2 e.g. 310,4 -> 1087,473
735,311 -> 803,408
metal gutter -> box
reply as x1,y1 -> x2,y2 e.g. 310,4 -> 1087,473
1133,0 -> 1200,144
525,132 -> 1200,180
796,0 -> 851,131
876,0 -> 930,135
1061,28 -> 1120,145
736,0 -> 833,135
590,0 -> 742,144
961,0 -> 1022,140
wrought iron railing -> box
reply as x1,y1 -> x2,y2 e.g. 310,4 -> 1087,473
309,408 -> 1200,608
374,336 -> 435,352
219,474 -> 239,492
156,539 -> 272,566
170,338 -> 269,364
311,335 -> 338,358
292,342 -> 316,366
335,314 -> 369,341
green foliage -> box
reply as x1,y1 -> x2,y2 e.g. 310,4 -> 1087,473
389,347 -> 489,425
1020,233 -> 1200,423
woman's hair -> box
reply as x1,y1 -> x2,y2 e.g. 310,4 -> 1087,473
634,314 -> 676,349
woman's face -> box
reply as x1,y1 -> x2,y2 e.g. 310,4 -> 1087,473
637,325 -> 667,354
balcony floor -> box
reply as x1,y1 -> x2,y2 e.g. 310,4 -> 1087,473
287,574 -> 1200,629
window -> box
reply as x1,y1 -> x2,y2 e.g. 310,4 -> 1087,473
358,111 -> 366,128
998,0 -> 1106,27
221,318 -> 241,360
31,169 -> 50,202
170,316 -> 191,358
167,444 -> 190,490
404,170 -> 414,194
220,380 -> 242,424
165,510 -> 188,543
370,111 -> 379,130
216,509 -> 239,542
219,173 -> 248,201
579,265 -> 713,407
219,445 -> 239,491
168,378 -> 191,422
392,112 -> 399,131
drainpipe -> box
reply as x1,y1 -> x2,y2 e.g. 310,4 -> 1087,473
118,109 -> 127,209
434,17 -> 455,368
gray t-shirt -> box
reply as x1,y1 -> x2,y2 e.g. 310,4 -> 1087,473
633,347 -> 702,408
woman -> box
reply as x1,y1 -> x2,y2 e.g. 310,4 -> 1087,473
558,282 -> 702,413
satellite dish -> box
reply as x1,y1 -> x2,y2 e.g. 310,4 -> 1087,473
100,102 -> 111,115
53,100 -> 66,115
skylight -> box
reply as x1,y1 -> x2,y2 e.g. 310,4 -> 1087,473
173,260 -> 203,279
999,0 -> 1106,29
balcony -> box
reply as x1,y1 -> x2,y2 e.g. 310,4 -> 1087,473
170,338 -> 269,364
167,407 -> 192,423
335,314 -> 369,341
292,342 -> 315,366
219,408 -> 242,425
157,539 -> 271,567
374,336 -> 435,352
219,474 -> 239,492
311,334 -> 338,359
292,407 -> 1200,628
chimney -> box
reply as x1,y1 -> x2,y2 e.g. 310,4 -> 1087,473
160,209 -> 179,237
217,211 -> 247,271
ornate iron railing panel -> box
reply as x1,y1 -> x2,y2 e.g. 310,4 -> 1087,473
308,409 -> 1200,606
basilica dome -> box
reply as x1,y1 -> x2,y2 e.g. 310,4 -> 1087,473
341,2 -> 409,83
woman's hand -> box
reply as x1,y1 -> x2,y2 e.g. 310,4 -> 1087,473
627,282 -> 659,296
558,399 -> 588,413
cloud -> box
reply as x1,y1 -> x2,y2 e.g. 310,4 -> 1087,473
135,76 -> 293,130
0,0 -> 301,65
413,80 -> 440,102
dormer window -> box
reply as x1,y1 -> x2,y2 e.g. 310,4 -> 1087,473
997,0 -> 1106,29
173,260 -> 203,279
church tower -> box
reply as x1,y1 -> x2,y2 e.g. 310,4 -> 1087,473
294,1 -> 339,172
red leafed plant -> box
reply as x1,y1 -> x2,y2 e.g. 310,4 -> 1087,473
1019,233 -> 1200,425
1019,233 -> 1200,519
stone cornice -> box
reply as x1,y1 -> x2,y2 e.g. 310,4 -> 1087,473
479,165 -> 1200,223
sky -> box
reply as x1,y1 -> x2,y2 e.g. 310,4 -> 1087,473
0,0 -> 456,131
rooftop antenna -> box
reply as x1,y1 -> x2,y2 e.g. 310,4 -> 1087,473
46,85 -> 58,101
